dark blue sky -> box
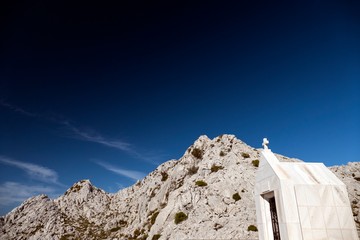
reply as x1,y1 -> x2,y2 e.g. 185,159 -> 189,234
0,1 -> 359,215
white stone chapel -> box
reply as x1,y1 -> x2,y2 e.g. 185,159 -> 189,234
255,138 -> 358,240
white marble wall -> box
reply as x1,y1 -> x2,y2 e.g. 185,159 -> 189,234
295,184 -> 358,239
255,149 -> 358,240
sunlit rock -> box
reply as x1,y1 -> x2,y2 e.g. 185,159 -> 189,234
0,135 -> 359,239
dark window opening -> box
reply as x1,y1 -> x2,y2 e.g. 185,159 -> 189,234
269,196 -> 281,240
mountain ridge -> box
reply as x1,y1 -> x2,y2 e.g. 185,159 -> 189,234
1,134 -> 359,239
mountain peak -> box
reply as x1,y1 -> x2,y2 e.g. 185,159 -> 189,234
56,179 -> 108,209
63,179 -> 94,195
1,135 -> 359,239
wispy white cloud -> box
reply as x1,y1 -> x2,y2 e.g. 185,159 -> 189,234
0,156 -> 61,185
63,122 -> 161,165
0,100 -> 163,165
0,99 -> 37,117
94,161 -> 146,181
0,100 -> 68,125
0,182 -> 57,207
63,122 -> 132,152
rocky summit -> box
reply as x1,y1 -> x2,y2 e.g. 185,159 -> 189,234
0,135 -> 359,240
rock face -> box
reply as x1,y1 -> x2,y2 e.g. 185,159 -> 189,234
330,162 -> 360,237
0,135 -> 359,239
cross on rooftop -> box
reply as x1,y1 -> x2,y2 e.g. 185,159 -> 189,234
262,138 -> 269,149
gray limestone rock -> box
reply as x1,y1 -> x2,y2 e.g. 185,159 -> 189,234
0,134 -> 359,239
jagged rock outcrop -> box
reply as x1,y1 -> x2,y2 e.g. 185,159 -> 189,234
330,162 -> 360,236
0,135 -> 359,239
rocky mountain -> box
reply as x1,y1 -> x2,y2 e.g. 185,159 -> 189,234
1,135 -> 359,240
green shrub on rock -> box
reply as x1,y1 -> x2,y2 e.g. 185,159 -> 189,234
211,164 -> 224,172
152,234 -> 161,240
191,148 -> 203,159
174,212 -> 188,224
232,193 -> 241,201
150,211 -> 159,225
195,180 -> 207,187
248,225 -> 258,231
187,166 -> 199,175
161,171 -> 168,181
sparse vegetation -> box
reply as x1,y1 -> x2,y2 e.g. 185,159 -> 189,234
110,226 -> 121,232
9,136 -> 360,240
60,235 -> 75,240
191,148 -> 203,159
174,212 -> 188,224
241,152 -> 250,158
133,228 -> 141,237
211,164 -> 224,172
152,234 -> 161,240
195,180 -> 207,187
65,215 -> 112,239
247,225 -> 258,232
214,223 -> 223,230
252,159 -> 259,167
175,179 -> 184,189
140,234 -> 148,240
150,185 -> 160,198
161,171 -> 168,181
187,166 -> 199,175
64,184 -> 81,195
150,189 -> 156,198
150,211 -> 159,225
233,193 -> 241,201
118,220 -> 128,226
219,151 -> 226,157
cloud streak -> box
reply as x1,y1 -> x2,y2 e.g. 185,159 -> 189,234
64,122 -> 132,152
0,100 -> 162,165
0,156 -> 61,185
94,161 -> 146,181
0,182 -> 57,207
63,122 -> 161,165
0,100 -> 37,117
